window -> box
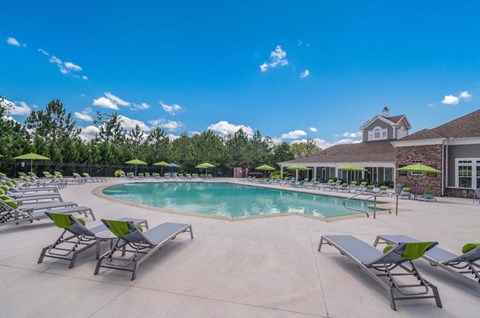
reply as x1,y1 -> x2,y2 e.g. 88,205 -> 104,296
368,126 -> 388,141
411,160 -> 423,176
455,159 -> 480,189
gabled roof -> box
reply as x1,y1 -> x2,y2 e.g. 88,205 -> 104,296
360,114 -> 410,130
281,140 -> 395,164
398,109 -> 480,141
396,129 -> 442,141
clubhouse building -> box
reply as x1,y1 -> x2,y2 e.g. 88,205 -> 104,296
279,107 -> 480,198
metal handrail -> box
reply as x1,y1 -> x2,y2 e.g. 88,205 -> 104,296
342,191 -> 378,218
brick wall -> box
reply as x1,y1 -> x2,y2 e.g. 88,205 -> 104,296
445,188 -> 476,198
395,145 -> 443,195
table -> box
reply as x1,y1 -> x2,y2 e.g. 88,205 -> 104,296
95,218 -> 149,258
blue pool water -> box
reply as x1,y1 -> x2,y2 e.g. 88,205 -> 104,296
103,182 -> 374,218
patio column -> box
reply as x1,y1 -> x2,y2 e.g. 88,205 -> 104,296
280,166 -> 284,179
313,167 -> 317,180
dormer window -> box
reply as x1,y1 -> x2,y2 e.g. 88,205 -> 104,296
368,126 -> 387,141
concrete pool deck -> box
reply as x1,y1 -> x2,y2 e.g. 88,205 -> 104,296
1,178 -> 479,317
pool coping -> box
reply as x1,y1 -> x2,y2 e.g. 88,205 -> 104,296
92,180 -> 394,222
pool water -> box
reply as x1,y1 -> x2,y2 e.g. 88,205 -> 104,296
103,182 -> 375,218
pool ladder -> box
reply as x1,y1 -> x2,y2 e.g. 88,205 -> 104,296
342,192 -> 395,219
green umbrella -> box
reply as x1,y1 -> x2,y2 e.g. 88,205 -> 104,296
337,163 -> 367,172
398,164 -> 441,174
13,152 -> 50,172
196,162 -> 215,175
125,159 -> 148,175
153,161 -> 169,176
287,164 -> 310,182
256,164 -> 275,177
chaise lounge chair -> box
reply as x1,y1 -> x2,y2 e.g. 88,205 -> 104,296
415,189 -> 436,202
374,235 -> 480,283
95,219 -> 193,280
399,187 -> 413,199
38,212 -> 147,268
318,235 -> 442,311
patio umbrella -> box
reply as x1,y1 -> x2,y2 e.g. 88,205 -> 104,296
256,164 -> 275,177
125,159 -> 148,175
398,164 -> 441,174
153,161 -> 169,175
196,162 -> 215,175
337,163 -> 367,172
168,162 -> 180,173
13,152 -> 50,172
287,164 -> 310,182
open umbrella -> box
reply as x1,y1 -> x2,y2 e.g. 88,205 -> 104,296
287,164 -> 310,182
153,161 -> 169,176
256,164 -> 275,177
196,162 -> 215,176
125,159 -> 148,175
398,164 -> 441,174
337,163 -> 367,171
168,162 -> 180,174
13,152 -> 50,172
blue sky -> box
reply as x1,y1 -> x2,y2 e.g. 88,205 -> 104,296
2,0 -> 480,147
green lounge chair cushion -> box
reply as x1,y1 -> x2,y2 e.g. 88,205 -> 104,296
4,199 -> 18,209
403,187 -> 411,192
104,220 -> 132,236
383,242 -> 433,260
0,185 -> 9,191
379,186 -> 387,190
425,189 -> 434,195
49,213 -> 86,228
462,243 -> 480,254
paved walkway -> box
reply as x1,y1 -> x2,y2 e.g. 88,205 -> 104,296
1,178 -> 479,317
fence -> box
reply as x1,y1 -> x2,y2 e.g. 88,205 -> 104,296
0,160 -> 230,178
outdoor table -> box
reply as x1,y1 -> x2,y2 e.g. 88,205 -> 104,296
95,218 -> 149,258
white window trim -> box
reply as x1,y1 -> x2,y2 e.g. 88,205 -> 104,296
455,158 -> 480,189
368,126 -> 388,141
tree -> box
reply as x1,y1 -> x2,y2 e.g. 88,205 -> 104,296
25,99 -> 80,142
95,113 -> 126,144
225,129 -> 250,167
145,127 -> 170,163
291,139 -> 321,159
271,142 -> 294,165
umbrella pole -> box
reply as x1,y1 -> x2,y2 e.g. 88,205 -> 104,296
296,170 -> 299,182
30,160 -> 33,173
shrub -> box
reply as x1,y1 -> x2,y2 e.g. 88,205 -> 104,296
114,169 -> 125,177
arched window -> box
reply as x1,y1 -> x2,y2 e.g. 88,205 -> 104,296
368,126 -> 387,141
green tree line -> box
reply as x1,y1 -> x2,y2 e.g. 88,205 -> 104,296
0,98 -> 320,176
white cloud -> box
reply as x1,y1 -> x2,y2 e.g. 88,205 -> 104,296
333,138 -> 361,145
119,115 -> 150,131
9,101 -> 32,116
104,92 -> 130,106
260,63 -> 268,73
300,69 -> 310,79
40,50 -> 86,79
79,125 -> 100,141
441,95 -> 459,105
281,130 -> 307,139
460,91 -> 472,100
207,120 -> 254,137
92,92 -> 131,110
64,62 -> 82,71
309,127 -> 317,132
149,118 -> 183,132
74,109 -> 94,122
441,91 -> 472,105
93,96 -> 118,110
38,48 -> 49,56
131,102 -> 150,110
191,131 -> 201,136
260,45 -> 288,73
342,131 -> 362,138
292,138 -> 331,149
161,102 -> 183,115
168,133 -> 180,141
7,37 -> 25,47
49,56 -> 62,64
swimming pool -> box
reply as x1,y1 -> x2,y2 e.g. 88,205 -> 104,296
103,182 -> 376,219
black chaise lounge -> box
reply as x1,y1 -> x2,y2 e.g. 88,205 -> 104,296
318,235 -> 442,311
95,219 -> 193,280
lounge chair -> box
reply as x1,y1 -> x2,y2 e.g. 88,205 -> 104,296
318,235 -> 442,311
399,187 -> 413,199
355,182 -> 368,193
0,187 -> 63,204
374,235 -> 480,283
95,219 -> 193,280
0,199 -> 95,226
474,188 -> 480,204
127,172 -> 135,179
38,213 -> 147,268
377,185 -> 390,197
415,189 -> 436,202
